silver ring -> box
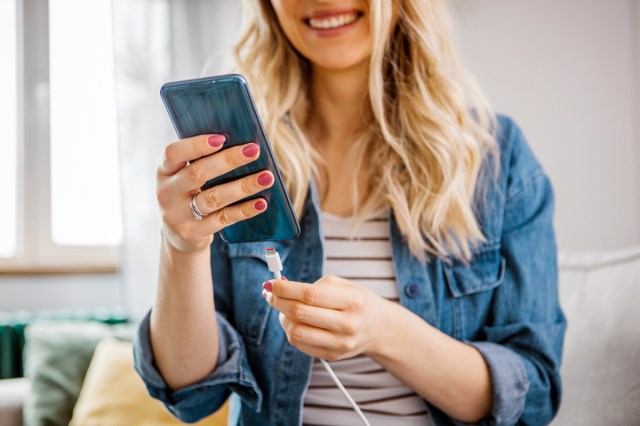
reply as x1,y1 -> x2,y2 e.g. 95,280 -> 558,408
189,192 -> 208,221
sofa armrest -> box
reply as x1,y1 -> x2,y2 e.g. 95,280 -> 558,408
554,246 -> 640,425
0,378 -> 30,426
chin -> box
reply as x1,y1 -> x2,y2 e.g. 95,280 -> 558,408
307,48 -> 371,73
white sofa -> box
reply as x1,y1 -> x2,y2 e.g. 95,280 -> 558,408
0,378 -> 29,426
1,247 -> 639,426
552,246 -> 640,425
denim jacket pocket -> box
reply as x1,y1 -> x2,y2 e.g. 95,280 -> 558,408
443,244 -> 506,340
443,244 -> 506,298
227,241 -> 291,346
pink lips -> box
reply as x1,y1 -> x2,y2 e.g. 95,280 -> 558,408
306,7 -> 360,20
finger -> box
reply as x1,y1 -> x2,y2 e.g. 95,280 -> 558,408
269,279 -> 350,310
159,134 -> 227,176
193,169 -> 274,216
171,142 -> 261,194
268,293 -> 344,332
279,315 -> 354,360
198,197 -> 268,233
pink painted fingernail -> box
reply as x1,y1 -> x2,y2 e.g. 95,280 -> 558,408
257,172 -> 273,187
208,134 -> 225,147
261,289 -> 269,300
254,200 -> 267,211
262,281 -> 273,292
282,276 -> 288,281
242,143 -> 260,157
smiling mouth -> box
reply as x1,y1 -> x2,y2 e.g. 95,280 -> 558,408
305,12 -> 362,30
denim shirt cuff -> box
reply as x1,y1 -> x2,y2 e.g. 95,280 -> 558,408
133,310 -> 263,422
468,341 -> 530,426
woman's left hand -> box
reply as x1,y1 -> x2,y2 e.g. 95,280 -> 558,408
262,276 -> 392,361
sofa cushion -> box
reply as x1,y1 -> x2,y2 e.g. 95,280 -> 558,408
22,321 -> 134,426
70,338 -> 227,425
553,247 -> 640,425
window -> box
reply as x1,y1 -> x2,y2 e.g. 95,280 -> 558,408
0,0 -> 18,258
0,0 -> 122,272
49,0 -> 122,246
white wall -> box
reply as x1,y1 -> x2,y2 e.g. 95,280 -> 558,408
454,0 -> 640,251
0,274 -> 122,312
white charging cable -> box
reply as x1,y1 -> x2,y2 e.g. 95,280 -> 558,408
265,248 -> 371,426
265,248 -> 283,280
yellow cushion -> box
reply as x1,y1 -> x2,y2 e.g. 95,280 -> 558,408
70,338 -> 228,426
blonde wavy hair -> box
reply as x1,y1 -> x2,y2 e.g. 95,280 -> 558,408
233,0 -> 498,262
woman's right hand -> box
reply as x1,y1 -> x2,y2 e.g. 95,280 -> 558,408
156,134 -> 274,254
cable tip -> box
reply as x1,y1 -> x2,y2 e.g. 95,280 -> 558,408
266,248 -> 276,255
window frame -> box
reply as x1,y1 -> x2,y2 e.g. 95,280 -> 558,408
0,0 -> 119,274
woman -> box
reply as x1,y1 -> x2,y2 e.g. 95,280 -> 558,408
134,1 -> 566,425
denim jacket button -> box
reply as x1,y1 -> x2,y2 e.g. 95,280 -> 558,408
405,283 -> 421,298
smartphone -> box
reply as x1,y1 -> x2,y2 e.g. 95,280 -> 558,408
160,74 -> 300,243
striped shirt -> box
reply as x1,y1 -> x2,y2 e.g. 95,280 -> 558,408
302,211 -> 432,426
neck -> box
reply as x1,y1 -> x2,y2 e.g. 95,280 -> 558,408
307,63 -> 369,152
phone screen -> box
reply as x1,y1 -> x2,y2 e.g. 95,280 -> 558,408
160,74 -> 300,243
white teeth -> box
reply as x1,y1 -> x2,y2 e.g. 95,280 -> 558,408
308,13 -> 358,30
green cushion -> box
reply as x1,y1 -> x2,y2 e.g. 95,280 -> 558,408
0,308 -> 129,380
22,321 -> 134,426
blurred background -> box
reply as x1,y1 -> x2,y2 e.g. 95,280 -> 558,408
1,0 -> 638,315
0,1 -> 639,425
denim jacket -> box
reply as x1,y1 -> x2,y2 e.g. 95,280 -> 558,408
134,115 -> 566,426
